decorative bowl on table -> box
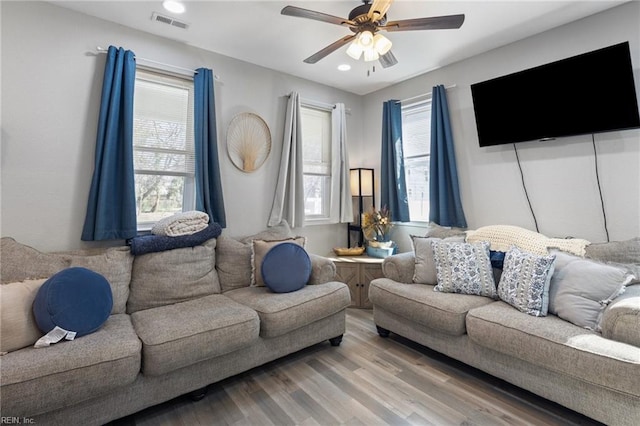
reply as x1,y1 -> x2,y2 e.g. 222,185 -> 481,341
367,240 -> 394,249
366,242 -> 398,258
333,247 -> 365,256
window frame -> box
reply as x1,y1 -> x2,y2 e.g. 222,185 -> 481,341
401,99 -> 432,224
132,68 -> 196,230
300,102 -> 333,225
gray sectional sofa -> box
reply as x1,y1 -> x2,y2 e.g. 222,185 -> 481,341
370,243 -> 640,426
0,223 -> 350,425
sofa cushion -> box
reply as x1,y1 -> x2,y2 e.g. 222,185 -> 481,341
369,278 -> 494,336
0,238 -> 133,315
33,267 -> 112,339
261,242 -> 311,293
585,237 -> 640,279
497,246 -> 556,317
585,237 -> 640,264
224,282 -> 350,338
62,247 -> 133,315
131,294 -> 259,376
216,221 -> 294,292
0,279 -> 46,354
432,240 -> 497,299
216,236 -> 253,292
251,237 -> 305,286
0,314 -> 141,417
0,238 -> 69,283
601,284 -> 640,347
466,302 -> 640,398
127,239 -> 220,313
549,251 -> 633,330
424,222 -> 467,239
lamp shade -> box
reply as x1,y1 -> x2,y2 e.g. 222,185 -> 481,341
346,41 -> 363,60
363,49 -> 380,62
358,31 -> 374,48
350,168 -> 374,197
373,34 -> 392,55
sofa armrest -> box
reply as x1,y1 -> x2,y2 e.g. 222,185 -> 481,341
601,284 -> 640,347
382,252 -> 416,283
308,254 -> 337,285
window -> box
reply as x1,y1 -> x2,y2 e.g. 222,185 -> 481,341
401,100 -> 431,222
300,105 -> 332,222
133,69 -> 195,229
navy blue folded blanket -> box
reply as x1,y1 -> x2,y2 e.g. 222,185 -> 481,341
130,223 -> 222,255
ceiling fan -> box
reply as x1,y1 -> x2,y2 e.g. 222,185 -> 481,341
281,0 -> 465,68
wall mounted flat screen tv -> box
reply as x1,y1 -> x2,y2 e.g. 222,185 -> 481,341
471,42 -> 640,147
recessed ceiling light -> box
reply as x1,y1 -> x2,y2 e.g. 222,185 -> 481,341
163,0 -> 185,14
337,64 -> 351,71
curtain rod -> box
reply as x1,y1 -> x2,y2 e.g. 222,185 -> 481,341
396,84 -> 457,104
286,94 -> 351,115
96,46 -> 221,81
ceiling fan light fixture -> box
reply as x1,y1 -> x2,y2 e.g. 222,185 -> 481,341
346,41 -> 363,60
358,31 -> 374,48
373,34 -> 392,55
363,48 -> 379,62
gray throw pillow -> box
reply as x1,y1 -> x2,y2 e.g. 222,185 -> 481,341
411,236 -> 439,285
497,246 -> 556,317
411,235 -> 465,285
548,251 -> 634,330
431,240 -> 497,298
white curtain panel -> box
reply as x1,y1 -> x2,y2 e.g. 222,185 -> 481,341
330,103 -> 353,223
268,92 -> 305,228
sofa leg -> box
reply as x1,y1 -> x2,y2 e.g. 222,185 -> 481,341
376,325 -> 390,338
329,335 -> 343,346
188,386 -> 208,401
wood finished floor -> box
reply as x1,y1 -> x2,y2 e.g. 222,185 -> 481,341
115,308 -> 602,426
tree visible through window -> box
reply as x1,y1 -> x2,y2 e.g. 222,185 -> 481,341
133,70 -> 195,228
401,100 -> 431,222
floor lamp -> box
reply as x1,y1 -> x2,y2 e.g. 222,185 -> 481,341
348,168 -> 374,248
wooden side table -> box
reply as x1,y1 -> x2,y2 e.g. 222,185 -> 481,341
327,255 -> 384,309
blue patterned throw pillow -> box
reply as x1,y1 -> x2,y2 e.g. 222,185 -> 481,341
431,240 -> 497,299
497,246 -> 556,316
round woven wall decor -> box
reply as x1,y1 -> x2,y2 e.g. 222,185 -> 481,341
226,112 -> 271,173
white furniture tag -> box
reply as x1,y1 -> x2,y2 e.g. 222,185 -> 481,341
34,326 -> 75,348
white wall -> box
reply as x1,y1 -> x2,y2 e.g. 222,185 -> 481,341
361,2 -> 640,252
0,1 -> 364,253
2,2 -> 639,255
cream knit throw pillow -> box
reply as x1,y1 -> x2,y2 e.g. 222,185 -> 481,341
466,225 -> 590,256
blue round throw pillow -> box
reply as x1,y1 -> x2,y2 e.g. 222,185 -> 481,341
261,243 -> 311,293
33,267 -> 113,337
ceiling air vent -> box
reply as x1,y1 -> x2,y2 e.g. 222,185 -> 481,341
151,12 -> 189,30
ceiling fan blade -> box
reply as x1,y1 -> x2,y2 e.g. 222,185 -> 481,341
303,35 -> 357,64
379,51 -> 398,68
367,0 -> 394,22
281,5 -> 355,27
382,14 -> 465,32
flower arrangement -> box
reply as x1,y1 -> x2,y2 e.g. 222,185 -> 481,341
361,206 -> 393,243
